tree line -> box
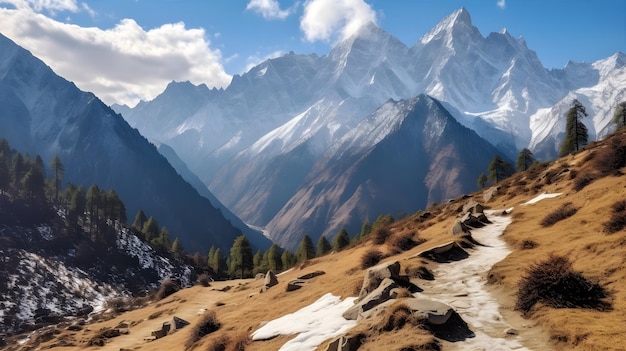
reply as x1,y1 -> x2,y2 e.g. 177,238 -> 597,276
477,100 -> 626,188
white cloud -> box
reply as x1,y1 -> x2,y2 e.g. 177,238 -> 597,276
245,50 -> 284,72
300,0 -> 376,43
497,0 -> 506,10
246,0 -> 296,20
1,0 -> 80,13
0,7 -> 232,106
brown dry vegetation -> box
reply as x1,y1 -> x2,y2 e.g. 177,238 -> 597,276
10,129 -> 626,351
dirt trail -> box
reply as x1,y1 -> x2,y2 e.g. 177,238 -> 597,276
419,209 -> 552,351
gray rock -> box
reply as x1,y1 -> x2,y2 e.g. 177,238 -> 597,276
297,270 -> 325,280
483,186 -> 499,202
263,270 -> 278,289
286,279 -> 305,292
462,201 -> 484,214
356,261 -> 406,302
343,278 -> 398,320
255,273 -> 265,280
403,298 -> 453,325
451,221 -> 470,235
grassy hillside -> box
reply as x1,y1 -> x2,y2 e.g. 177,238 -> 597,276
7,129 -> 625,351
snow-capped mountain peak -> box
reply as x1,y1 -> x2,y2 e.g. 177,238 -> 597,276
419,7 -> 476,45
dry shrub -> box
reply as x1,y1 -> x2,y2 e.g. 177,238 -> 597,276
516,254 -> 610,315
207,334 -> 229,351
361,249 -> 384,269
228,333 -> 249,351
398,341 -> 442,351
572,172 -> 596,191
389,232 -> 425,253
372,227 -> 391,245
198,274 -> 211,287
105,296 -> 147,313
520,240 -> 538,250
540,202 -> 577,227
593,135 -> 626,175
603,199 -> 626,233
186,311 -> 221,349
155,279 -> 180,300
378,303 -> 424,332
393,287 -> 414,299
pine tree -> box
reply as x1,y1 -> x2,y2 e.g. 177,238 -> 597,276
296,235 -> 316,262
613,101 -> 626,130
171,237 -> 184,256
70,185 -> 86,219
106,189 -> 127,223
253,250 -> 263,272
266,244 -> 282,272
332,228 -> 350,252
477,173 -> 488,189
516,148 -> 535,172
229,235 -> 253,279
132,209 -> 147,231
372,214 -> 394,230
487,155 -> 513,183
359,220 -> 372,239
86,184 -> 101,233
559,99 -> 588,157
142,216 -> 159,242
316,235 -> 331,257
49,154 -> 64,203
210,248 -> 225,275
207,246 -> 216,269
21,164 -> 46,203
0,139 -> 11,192
281,250 -> 295,270
11,153 -> 26,193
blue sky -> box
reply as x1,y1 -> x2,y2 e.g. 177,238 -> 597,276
0,0 -> 623,106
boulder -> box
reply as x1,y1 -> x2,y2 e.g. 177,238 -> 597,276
476,213 -> 492,224
151,322 -> 171,339
170,316 -> 190,332
483,186 -> 499,202
343,278 -> 398,320
403,298 -> 453,325
462,201 -> 484,214
356,261 -> 407,302
255,273 -> 265,280
297,270 -> 325,280
460,212 -> 485,228
451,221 -> 470,235
286,279 -> 306,292
261,270 -> 278,292
416,242 -> 469,263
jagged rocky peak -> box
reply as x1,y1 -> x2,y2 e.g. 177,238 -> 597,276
419,7 -> 477,45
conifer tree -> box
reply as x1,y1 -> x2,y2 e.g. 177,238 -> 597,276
0,139 -> 11,192
171,237 -> 184,256
281,250 -> 295,270
211,248 -> 225,274
253,249 -> 263,272
559,99 -> 588,157
487,155 -> 513,183
11,153 -> 26,192
613,101 -> 626,130
516,148 -> 535,172
132,209 -> 147,231
229,235 -> 253,279
332,228 -> 350,252
316,235 -> 331,257
142,216 -> 159,242
359,220 -> 372,239
70,185 -> 86,219
21,163 -> 46,203
296,235 -> 316,262
477,173 -> 488,189
266,244 -> 282,272
49,155 -> 64,203
207,245 -> 216,268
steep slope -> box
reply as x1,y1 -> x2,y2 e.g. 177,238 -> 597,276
265,95 -> 504,249
0,34 -> 270,252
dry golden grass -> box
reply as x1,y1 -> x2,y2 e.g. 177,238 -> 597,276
17,129 -> 626,351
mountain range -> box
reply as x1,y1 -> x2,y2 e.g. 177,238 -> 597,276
0,34 -> 271,253
115,8 -> 625,249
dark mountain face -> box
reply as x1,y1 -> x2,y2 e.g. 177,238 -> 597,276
0,34 -> 270,253
265,95 -> 505,249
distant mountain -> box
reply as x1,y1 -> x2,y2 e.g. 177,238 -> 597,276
0,34 -> 270,253
114,8 -> 626,247
265,95 -> 504,248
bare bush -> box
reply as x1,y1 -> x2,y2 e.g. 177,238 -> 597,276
361,249 -> 384,269
516,254 -> 610,315
185,310 -> 221,349
572,172 -> 596,191
198,274 -> 211,287
603,199 -> 626,234
372,227 -> 391,245
540,203 -> 577,227
155,279 -> 180,300
389,232 -> 425,253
